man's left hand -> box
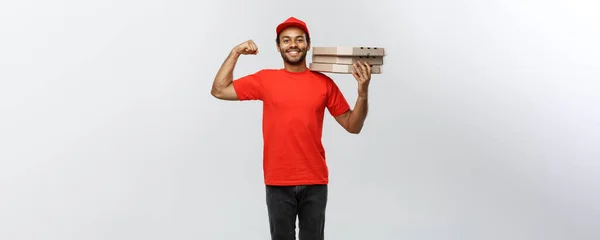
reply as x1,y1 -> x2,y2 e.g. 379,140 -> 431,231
352,61 -> 372,98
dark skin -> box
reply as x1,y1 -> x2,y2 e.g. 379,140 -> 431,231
275,27 -> 310,72
211,27 -> 372,134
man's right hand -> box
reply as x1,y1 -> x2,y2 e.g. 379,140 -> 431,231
233,40 -> 259,55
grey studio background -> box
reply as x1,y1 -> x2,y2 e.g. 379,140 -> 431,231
1,0 -> 599,239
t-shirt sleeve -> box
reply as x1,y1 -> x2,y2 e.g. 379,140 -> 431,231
326,78 -> 351,116
232,70 -> 264,101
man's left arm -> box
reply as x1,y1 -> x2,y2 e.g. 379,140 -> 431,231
334,61 -> 372,134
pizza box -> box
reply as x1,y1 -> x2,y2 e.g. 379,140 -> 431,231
312,55 -> 384,65
309,63 -> 382,74
312,46 -> 385,57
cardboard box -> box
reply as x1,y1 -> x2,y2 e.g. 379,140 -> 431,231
312,55 -> 384,65
309,63 -> 382,74
312,46 -> 385,57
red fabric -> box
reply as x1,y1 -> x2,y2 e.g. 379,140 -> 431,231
276,17 -> 310,37
232,68 -> 350,185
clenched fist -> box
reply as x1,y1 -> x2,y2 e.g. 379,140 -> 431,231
233,40 -> 259,55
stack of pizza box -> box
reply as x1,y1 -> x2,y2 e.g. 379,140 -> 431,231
309,46 -> 385,74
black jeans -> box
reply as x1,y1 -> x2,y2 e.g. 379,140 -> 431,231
265,184 -> 328,240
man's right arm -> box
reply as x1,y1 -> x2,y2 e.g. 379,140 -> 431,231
211,50 -> 242,100
211,40 -> 259,101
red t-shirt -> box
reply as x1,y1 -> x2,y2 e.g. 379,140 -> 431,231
232,68 -> 350,186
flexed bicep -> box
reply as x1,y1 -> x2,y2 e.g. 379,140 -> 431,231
211,83 -> 239,101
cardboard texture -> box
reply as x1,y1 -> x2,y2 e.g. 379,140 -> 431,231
309,63 -> 382,74
312,55 -> 384,65
309,46 -> 386,74
312,46 -> 385,57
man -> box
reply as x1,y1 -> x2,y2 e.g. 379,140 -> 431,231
210,16 -> 372,240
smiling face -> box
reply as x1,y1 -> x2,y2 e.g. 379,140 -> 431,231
276,27 -> 311,66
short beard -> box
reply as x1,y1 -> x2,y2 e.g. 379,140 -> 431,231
279,46 -> 307,65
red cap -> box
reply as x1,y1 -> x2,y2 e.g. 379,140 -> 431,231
276,17 -> 310,37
